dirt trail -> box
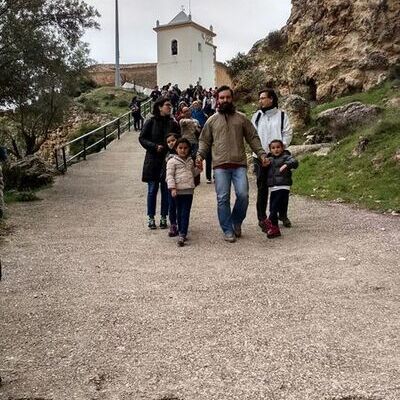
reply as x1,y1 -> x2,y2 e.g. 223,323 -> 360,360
1,131 -> 399,400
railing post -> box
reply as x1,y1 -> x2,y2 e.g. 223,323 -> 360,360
128,113 -> 131,131
83,136 -> 87,160
62,147 -> 67,171
54,149 -> 59,171
103,126 -> 107,149
117,119 -> 121,139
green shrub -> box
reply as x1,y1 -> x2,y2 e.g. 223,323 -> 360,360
69,122 -> 117,157
226,52 -> 254,77
103,93 -> 116,101
266,30 -> 287,52
16,191 -> 41,202
82,98 -> 99,113
4,190 -> 41,203
116,99 -> 129,108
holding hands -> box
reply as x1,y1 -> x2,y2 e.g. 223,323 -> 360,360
195,157 -> 203,171
261,155 -> 271,167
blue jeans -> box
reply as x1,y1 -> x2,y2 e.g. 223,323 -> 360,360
147,181 -> 168,218
176,194 -> 193,237
168,190 -> 177,225
214,167 -> 249,235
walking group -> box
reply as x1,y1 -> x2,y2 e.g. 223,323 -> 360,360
138,85 -> 298,246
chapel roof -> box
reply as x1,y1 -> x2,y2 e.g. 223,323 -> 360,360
168,11 -> 191,25
154,11 -> 216,37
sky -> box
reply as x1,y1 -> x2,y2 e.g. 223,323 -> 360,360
83,0 -> 292,64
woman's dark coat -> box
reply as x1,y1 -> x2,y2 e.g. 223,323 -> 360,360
139,116 -> 180,182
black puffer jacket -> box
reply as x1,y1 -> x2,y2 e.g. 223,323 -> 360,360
139,115 -> 180,182
266,150 -> 298,187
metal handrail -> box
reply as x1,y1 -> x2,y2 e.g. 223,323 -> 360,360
54,98 -> 152,172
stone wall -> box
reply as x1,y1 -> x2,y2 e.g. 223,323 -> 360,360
215,62 -> 233,88
89,62 -> 232,90
88,63 -> 157,88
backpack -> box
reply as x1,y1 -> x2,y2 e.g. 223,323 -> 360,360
255,110 -> 285,135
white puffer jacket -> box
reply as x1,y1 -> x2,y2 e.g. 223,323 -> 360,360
166,155 -> 200,193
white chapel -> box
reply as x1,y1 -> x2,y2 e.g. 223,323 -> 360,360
154,11 -> 217,89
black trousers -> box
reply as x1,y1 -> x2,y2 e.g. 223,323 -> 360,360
254,158 -> 269,221
133,114 -> 144,131
269,189 -> 289,225
205,151 -> 212,181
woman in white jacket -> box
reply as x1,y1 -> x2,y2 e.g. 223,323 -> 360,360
251,88 -> 293,231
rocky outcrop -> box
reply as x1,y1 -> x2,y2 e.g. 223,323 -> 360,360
316,102 -> 382,138
236,0 -> 400,100
288,143 -> 334,157
39,106 -> 110,164
283,95 -> 310,130
3,156 -> 56,190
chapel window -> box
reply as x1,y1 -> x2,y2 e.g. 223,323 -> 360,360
171,40 -> 178,55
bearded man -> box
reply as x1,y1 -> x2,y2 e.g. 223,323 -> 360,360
196,86 -> 269,242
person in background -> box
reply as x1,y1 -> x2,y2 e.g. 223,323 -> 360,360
191,101 -> 211,183
129,96 -> 144,131
179,106 -> 201,159
175,101 -> 188,122
150,85 -> 161,102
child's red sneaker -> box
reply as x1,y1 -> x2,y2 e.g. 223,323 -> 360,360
267,224 -> 281,239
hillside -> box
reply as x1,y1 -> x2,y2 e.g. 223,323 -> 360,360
232,0 -> 400,101
291,81 -> 400,212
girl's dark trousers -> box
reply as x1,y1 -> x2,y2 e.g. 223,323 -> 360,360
176,194 -> 193,237
168,190 -> 177,225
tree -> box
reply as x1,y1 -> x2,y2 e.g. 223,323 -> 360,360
225,52 -> 254,77
0,0 -> 99,157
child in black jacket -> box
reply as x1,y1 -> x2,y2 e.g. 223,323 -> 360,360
265,139 -> 298,238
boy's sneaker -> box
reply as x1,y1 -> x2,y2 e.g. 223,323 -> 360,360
281,217 -> 292,228
223,233 -> 236,243
206,179 -> 212,184
233,224 -> 242,238
177,236 -> 185,247
267,224 -> 281,239
159,217 -> 167,229
148,218 -> 156,230
168,224 -> 178,237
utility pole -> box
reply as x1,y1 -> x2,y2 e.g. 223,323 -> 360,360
115,0 -> 121,88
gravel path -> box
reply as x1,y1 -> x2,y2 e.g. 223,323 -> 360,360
1,131 -> 399,400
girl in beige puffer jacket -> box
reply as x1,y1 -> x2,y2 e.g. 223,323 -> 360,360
166,138 -> 201,246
